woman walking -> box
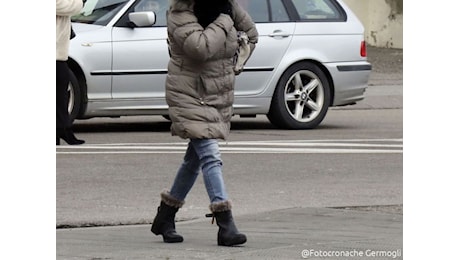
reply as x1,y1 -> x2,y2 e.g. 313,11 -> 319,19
56,0 -> 85,145
151,0 -> 258,246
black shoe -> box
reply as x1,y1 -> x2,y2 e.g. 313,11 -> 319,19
150,191 -> 184,243
210,201 -> 247,246
151,201 -> 183,243
214,210 -> 246,246
57,128 -> 85,145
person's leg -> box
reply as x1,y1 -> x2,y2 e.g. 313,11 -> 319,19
56,61 -> 84,145
189,138 -> 228,203
56,61 -> 70,129
190,138 -> 246,246
151,141 -> 201,243
169,141 -> 201,201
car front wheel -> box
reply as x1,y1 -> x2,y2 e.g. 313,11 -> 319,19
267,62 -> 331,129
67,69 -> 82,123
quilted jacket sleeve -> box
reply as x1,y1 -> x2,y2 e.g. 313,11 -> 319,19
169,11 -> 235,62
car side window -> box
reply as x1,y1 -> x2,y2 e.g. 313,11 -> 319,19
134,0 -> 168,26
291,0 -> 344,20
236,0 -> 289,23
236,0 -> 269,22
270,0 -> 289,22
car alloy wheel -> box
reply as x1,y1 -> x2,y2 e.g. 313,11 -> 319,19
67,82 -> 75,116
268,62 -> 331,129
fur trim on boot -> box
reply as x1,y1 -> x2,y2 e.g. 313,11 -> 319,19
209,200 -> 232,213
160,190 -> 185,208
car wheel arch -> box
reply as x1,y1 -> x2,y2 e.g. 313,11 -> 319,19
67,58 -> 88,120
267,59 -> 334,129
273,59 -> 335,107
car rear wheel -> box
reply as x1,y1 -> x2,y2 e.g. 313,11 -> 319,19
267,62 -> 331,129
68,69 -> 82,123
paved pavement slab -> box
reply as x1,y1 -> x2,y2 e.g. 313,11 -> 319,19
57,207 -> 402,260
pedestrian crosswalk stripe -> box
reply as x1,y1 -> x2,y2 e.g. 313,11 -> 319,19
56,139 -> 403,154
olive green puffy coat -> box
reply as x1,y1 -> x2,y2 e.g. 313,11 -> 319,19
166,0 -> 258,140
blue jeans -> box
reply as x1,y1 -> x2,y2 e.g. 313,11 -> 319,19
169,139 -> 228,203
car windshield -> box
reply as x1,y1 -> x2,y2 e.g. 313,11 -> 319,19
71,0 -> 130,25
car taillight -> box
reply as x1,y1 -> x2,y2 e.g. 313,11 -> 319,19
360,41 -> 367,57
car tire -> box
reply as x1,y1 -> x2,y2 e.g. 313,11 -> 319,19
68,69 -> 82,123
267,62 -> 331,129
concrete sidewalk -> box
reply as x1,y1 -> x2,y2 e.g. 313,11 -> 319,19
57,207 -> 402,259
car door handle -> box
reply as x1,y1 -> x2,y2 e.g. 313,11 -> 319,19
268,30 -> 290,38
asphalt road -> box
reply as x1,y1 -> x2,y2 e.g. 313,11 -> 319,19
56,46 -> 403,228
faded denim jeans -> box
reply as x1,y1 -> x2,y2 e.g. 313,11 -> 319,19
169,138 -> 228,203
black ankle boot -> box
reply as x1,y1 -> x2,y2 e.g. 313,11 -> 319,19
210,201 -> 247,246
151,192 -> 184,243
57,128 -> 85,145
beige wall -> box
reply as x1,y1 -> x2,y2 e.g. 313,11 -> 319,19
343,0 -> 403,49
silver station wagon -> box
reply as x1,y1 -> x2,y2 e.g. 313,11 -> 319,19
69,0 -> 371,129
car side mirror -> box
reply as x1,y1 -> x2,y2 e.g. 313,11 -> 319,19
128,11 -> 156,28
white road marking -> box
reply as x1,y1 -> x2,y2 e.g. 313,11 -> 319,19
56,139 -> 403,154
